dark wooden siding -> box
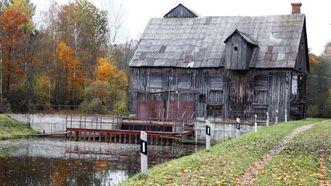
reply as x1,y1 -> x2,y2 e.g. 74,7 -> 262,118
130,67 -> 305,122
295,24 -> 309,73
164,4 -> 198,18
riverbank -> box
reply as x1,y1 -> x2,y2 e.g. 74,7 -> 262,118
122,118 -> 327,185
0,114 -> 37,140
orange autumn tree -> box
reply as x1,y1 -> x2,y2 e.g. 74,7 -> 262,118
80,57 -> 129,114
57,41 -> 84,104
0,7 -> 29,98
97,56 -> 129,114
96,57 -> 113,81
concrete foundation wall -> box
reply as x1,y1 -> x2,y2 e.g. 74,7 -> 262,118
194,119 -> 264,142
8,114 -> 67,133
7,114 -> 122,134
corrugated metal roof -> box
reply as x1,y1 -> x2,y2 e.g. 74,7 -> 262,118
130,15 -> 305,69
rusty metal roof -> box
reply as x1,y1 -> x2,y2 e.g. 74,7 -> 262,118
129,14 -> 306,69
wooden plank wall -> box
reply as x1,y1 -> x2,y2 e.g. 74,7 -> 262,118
130,67 -> 305,122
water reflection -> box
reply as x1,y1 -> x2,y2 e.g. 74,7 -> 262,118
0,139 -> 197,185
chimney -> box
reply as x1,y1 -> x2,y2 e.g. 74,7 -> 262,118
291,3 -> 302,14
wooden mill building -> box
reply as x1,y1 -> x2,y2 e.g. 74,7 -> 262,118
129,3 -> 308,122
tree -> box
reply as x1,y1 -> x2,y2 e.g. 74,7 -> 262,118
108,57 -> 128,114
33,73 -> 53,107
57,41 -> 83,105
0,0 -> 36,112
75,0 -> 108,82
0,7 -> 28,98
79,80 -> 112,114
307,45 -> 331,117
96,57 -> 113,81
8,0 -> 35,32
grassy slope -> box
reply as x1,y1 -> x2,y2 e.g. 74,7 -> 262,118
0,114 -> 37,139
123,118 -> 323,185
255,120 -> 331,185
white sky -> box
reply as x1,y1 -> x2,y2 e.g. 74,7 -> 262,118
31,0 -> 331,55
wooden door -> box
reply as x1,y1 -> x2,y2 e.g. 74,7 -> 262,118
229,71 -> 250,119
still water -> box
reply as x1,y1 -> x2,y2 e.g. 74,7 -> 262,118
0,138 -> 197,186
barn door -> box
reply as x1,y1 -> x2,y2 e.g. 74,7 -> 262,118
253,74 -> 269,120
229,71 -> 250,119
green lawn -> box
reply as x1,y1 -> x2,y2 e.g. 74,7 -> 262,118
0,114 -> 37,140
255,120 -> 331,185
122,118 -> 323,186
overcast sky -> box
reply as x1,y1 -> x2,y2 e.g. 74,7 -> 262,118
31,0 -> 331,55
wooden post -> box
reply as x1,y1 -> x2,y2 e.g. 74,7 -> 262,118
266,112 -> 269,126
140,131 -> 148,175
205,120 -> 211,151
236,118 -> 240,138
285,109 -> 288,123
275,109 -> 278,124
254,114 -> 257,133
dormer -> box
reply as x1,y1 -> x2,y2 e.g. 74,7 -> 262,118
164,4 -> 198,18
224,29 -> 258,70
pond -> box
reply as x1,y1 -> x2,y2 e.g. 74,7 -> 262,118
0,138 -> 198,186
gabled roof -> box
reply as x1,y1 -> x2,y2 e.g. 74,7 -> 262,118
164,4 -> 198,18
130,14 -> 306,69
224,29 -> 258,46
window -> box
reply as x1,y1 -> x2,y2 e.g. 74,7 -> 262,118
199,94 -> 206,103
234,46 -> 238,51
178,74 -> 191,89
291,75 -> 298,96
208,90 -> 223,105
159,45 -> 166,53
150,73 -> 162,88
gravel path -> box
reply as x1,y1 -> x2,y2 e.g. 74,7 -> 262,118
235,123 -> 319,186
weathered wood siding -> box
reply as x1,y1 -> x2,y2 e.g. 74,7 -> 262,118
295,24 -> 309,73
164,4 -> 197,18
130,67 -> 305,122
224,33 -> 256,70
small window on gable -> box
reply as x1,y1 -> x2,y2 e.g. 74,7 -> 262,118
234,46 -> 238,51
159,45 -> 166,53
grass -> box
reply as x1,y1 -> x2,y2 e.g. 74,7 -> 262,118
255,120 -> 331,185
122,118 -> 323,186
0,114 -> 37,140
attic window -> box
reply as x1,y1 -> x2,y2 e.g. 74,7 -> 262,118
234,46 -> 238,51
159,46 -> 166,53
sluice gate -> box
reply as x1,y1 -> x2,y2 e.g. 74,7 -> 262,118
65,113 -> 195,145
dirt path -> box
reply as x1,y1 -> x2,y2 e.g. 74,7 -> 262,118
235,123 -> 317,186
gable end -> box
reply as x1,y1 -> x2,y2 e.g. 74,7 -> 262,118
164,4 -> 198,18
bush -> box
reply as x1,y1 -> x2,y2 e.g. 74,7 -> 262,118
79,81 -> 112,114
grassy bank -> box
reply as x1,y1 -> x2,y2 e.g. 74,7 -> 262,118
0,114 -> 37,140
122,118 -> 323,185
256,120 -> 331,185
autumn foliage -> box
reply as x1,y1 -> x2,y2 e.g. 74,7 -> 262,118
0,0 -> 133,114
96,58 -> 113,81
81,57 -> 128,114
